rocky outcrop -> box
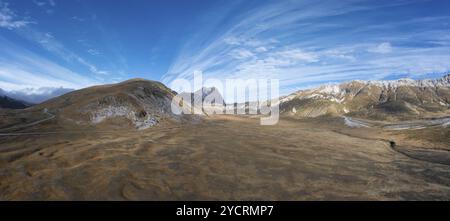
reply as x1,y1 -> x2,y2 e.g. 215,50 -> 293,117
180,87 -> 225,107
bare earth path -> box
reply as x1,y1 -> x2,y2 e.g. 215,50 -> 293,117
0,116 -> 449,200
0,111 -> 55,133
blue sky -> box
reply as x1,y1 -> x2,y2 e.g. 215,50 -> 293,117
1,0 -> 450,95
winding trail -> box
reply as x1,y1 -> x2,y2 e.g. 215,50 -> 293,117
0,111 -> 55,132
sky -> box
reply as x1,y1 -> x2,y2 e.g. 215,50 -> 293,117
1,0 -> 450,96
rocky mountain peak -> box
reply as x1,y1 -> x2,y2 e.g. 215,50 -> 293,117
281,74 -> 450,120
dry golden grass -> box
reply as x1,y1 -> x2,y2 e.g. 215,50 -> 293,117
0,115 -> 449,200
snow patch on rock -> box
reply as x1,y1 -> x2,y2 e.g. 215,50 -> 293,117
367,75 -> 450,89
319,85 -> 341,95
305,93 -> 345,103
279,94 -> 297,103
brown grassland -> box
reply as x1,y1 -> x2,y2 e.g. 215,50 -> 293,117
1,114 -> 449,200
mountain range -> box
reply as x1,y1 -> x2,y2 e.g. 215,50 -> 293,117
0,87 -> 74,104
1,74 -> 449,128
0,95 -> 31,109
280,74 -> 450,120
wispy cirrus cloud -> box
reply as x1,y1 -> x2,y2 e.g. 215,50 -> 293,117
87,49 -> 101,56
0,36 -> 97,90
71,16 -> 86,22
32,0 -> 56,7
32,0 -> 56,14
368,42 -> 393,54
0,0 -> 110,90
163,0 -> 450,96
13,27 -> 109,76
0,1 -> 33,29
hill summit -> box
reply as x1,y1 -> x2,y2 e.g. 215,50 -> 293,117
31,79 -> 183,129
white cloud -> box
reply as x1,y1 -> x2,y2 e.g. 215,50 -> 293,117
33,0 -> 56,7
0,2 -> 32,29
0,63 -> 91,91
230,49 -> 254,59
13,27 -> 109,76
368,42 -> 393,54
33,0 -> 46,7
255,46 -> 268,53
87,49 -> 101,56
71,16 -> 86,22
163,0 -> 450,97
276,49 -> 320,63
48,0 -> 56,7
224,37 -> 241,45
323,49 -> 356,62
32,0 -> 56,14
0,35 -> 98,91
